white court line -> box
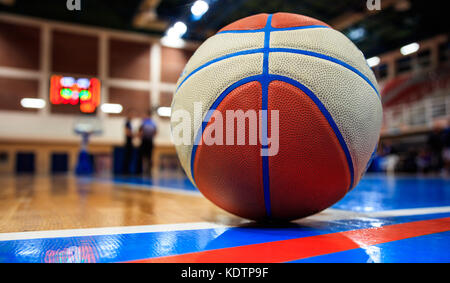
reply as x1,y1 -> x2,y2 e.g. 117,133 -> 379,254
365,206 -> 450,218
0,222 -> 229,242
299,208 -> 363,222
96,178 -> 202,197
298,206 -> 450,222
119,183 -> 202,197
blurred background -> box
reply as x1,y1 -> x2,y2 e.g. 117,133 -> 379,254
0,0 -> 448,177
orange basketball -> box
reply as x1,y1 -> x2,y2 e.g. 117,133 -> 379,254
171,13 -> 382,221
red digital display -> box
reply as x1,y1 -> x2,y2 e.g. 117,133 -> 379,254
50,75 -> 101,113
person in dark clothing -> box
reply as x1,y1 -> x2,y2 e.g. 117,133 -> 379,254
427,127 -> 444,173
138,110 -> 157,177
122,114 -> 134,175
442,127 -> 450,175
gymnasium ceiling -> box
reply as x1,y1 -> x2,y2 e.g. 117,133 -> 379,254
0,0 -> 447,57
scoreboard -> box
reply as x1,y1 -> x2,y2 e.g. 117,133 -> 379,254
50,75 -> 101,113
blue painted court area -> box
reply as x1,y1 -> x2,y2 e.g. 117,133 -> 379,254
333,175 -> 450,212
0,174 -> 449,263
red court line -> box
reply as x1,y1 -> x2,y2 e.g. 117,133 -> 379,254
127,217 -> 450,263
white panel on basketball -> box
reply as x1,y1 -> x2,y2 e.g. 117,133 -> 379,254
270,28 -> 378,90
268,52 -> 382,185
176,32 -> 265,86
172,53 -> 264,182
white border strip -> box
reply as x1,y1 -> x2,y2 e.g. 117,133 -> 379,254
312,206 -> 450,222
100,178 -> 202,196
365,206 -> 450,218
0,222 -> 228,242
1,206 -> 449,242
119,182 -> 202,196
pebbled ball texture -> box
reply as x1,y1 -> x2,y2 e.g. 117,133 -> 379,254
171,13 -> 382,221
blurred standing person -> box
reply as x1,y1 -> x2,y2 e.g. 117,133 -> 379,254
442,126 -> 450,176
122,112 -> 134,175
138,110 -> 157,177
416,148 -> 431,174
427,126 -> 444,173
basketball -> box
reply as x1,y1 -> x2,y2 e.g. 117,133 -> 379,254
171,12 -> 383,221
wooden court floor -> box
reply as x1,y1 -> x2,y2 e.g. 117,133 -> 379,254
0,174 -> 243,234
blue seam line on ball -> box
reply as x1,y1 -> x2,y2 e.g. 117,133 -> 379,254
216,25 -> 330,34
189,75 -> 355,209
260,14 -> 273,218
269,48 -> 380,97
176,48 -> 265,92
189,75 -> 264,185
268,74 -> 355,190
176,49 -> 379,100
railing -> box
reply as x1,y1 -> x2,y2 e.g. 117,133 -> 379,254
382,89 -> 450,135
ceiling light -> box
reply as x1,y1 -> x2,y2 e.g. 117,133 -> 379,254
173,21 -> 187,37
20,98 -> 46,109
400,42 -> 419,56
157,107 -> 171,117
101,103 -> 123,114
367,56 -> 380,67
191,0 -> 209,17
161,36 -> 186,48
348,27 -> 365,41
166,27 -> 179,38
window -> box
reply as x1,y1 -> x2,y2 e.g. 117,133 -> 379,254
374,63 -> 388,80
439,41 -> 450,64
417,49 -> 431,69
396,56 -> 412,74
